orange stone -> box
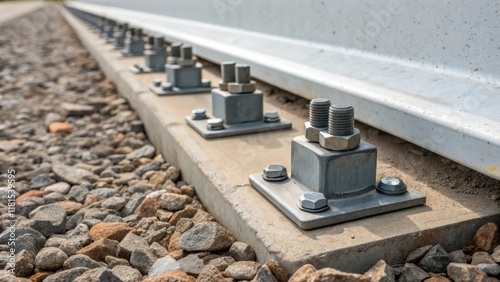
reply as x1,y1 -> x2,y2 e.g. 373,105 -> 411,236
76,238 -> 119,261
48,122 -> 71,133
134,196 -> 160,218
16,190 -> 44,203
83,194 -> 101,207
89,222 -> 136,242
55,201 -> 83,215
142,270 -> 190,282
29,271 -> 53,282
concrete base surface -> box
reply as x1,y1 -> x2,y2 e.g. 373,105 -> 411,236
0,1 -> 45,24
60,8 -> 500,274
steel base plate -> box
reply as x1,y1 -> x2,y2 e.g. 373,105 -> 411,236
186,116 -> 292,138
249,173 -> 426,230
119,51 -> 143,58
149,84 -> 212,96
130,65 -> 163,74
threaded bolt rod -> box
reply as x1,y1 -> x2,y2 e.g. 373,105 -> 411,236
170,43 -> 182,57
309,98 -> 331,128
181,45 -> 192,59
235,64 -> 251,84
221,62 -> 236,83
328,105 -> 354,136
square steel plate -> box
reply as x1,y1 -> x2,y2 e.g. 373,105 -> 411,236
185,115 -> 292,139
249,173 -> 426,230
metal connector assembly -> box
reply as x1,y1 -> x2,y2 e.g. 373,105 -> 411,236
102,19 -> 115,43
149,44 -> 212,95
250,99 -> 426,229
121,27 -> 145,57
185,62 -> 292,138
304,98 -> 330,142
113,23 -> 127,49
130,35 -> 167,73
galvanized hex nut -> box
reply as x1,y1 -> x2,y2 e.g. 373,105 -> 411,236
319,128 -> 360,151
191,108 -> 207,120
206,118 -> 224,131
262,164 -> 288,181
153,79 -> 162,87
304,121 -> 327,143
218,81 -> 229,91
167,57 -> 178,65
299,192 -> 328,211
264,110 -> 280,123
228,82 -> 256,94
177,58 -> 196,67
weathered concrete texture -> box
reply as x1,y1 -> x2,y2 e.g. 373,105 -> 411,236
61,8 -> 500,274
0,1 -> 45,24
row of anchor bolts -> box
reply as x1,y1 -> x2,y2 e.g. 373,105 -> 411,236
262,98 -> 406,212
77,13 -> 406,213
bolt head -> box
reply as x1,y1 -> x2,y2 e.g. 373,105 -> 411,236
153,79 -> 162,87
264,110 -> 279,119
262,164 -> 288,181
304,121 -> 327,143
299,192 -> 328,210
192,108 -> 206,115
201,79 -> 211,87
319,128 -> 360,151
207,118 -> 223,126
377,176 -> 407,195
161,82 -> 173,91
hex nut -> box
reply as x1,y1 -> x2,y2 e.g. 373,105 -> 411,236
206,118 -> 224,131
201,79 -> 211,87
319,128 -> 360,151
167,57 -> 178,65
377,176 -> 407,195
262,164 -> 288,181
153,79 -> 162,87
264,110 -> 280,123
304,121 -> 327,143
299,192 -> 328,211
228,82 -> 256,94
218,81 -> 229,91
177,58 -> 196,67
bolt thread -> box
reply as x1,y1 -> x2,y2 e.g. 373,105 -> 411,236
170,43 -> 182,57
328,105 -> 354,136
155,37 -> 164,48
147,35 -> 155,45
181,45 -> 192,59
309,98 -> 331,128
235,64 -> 250,83
221,61 -> 236,83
